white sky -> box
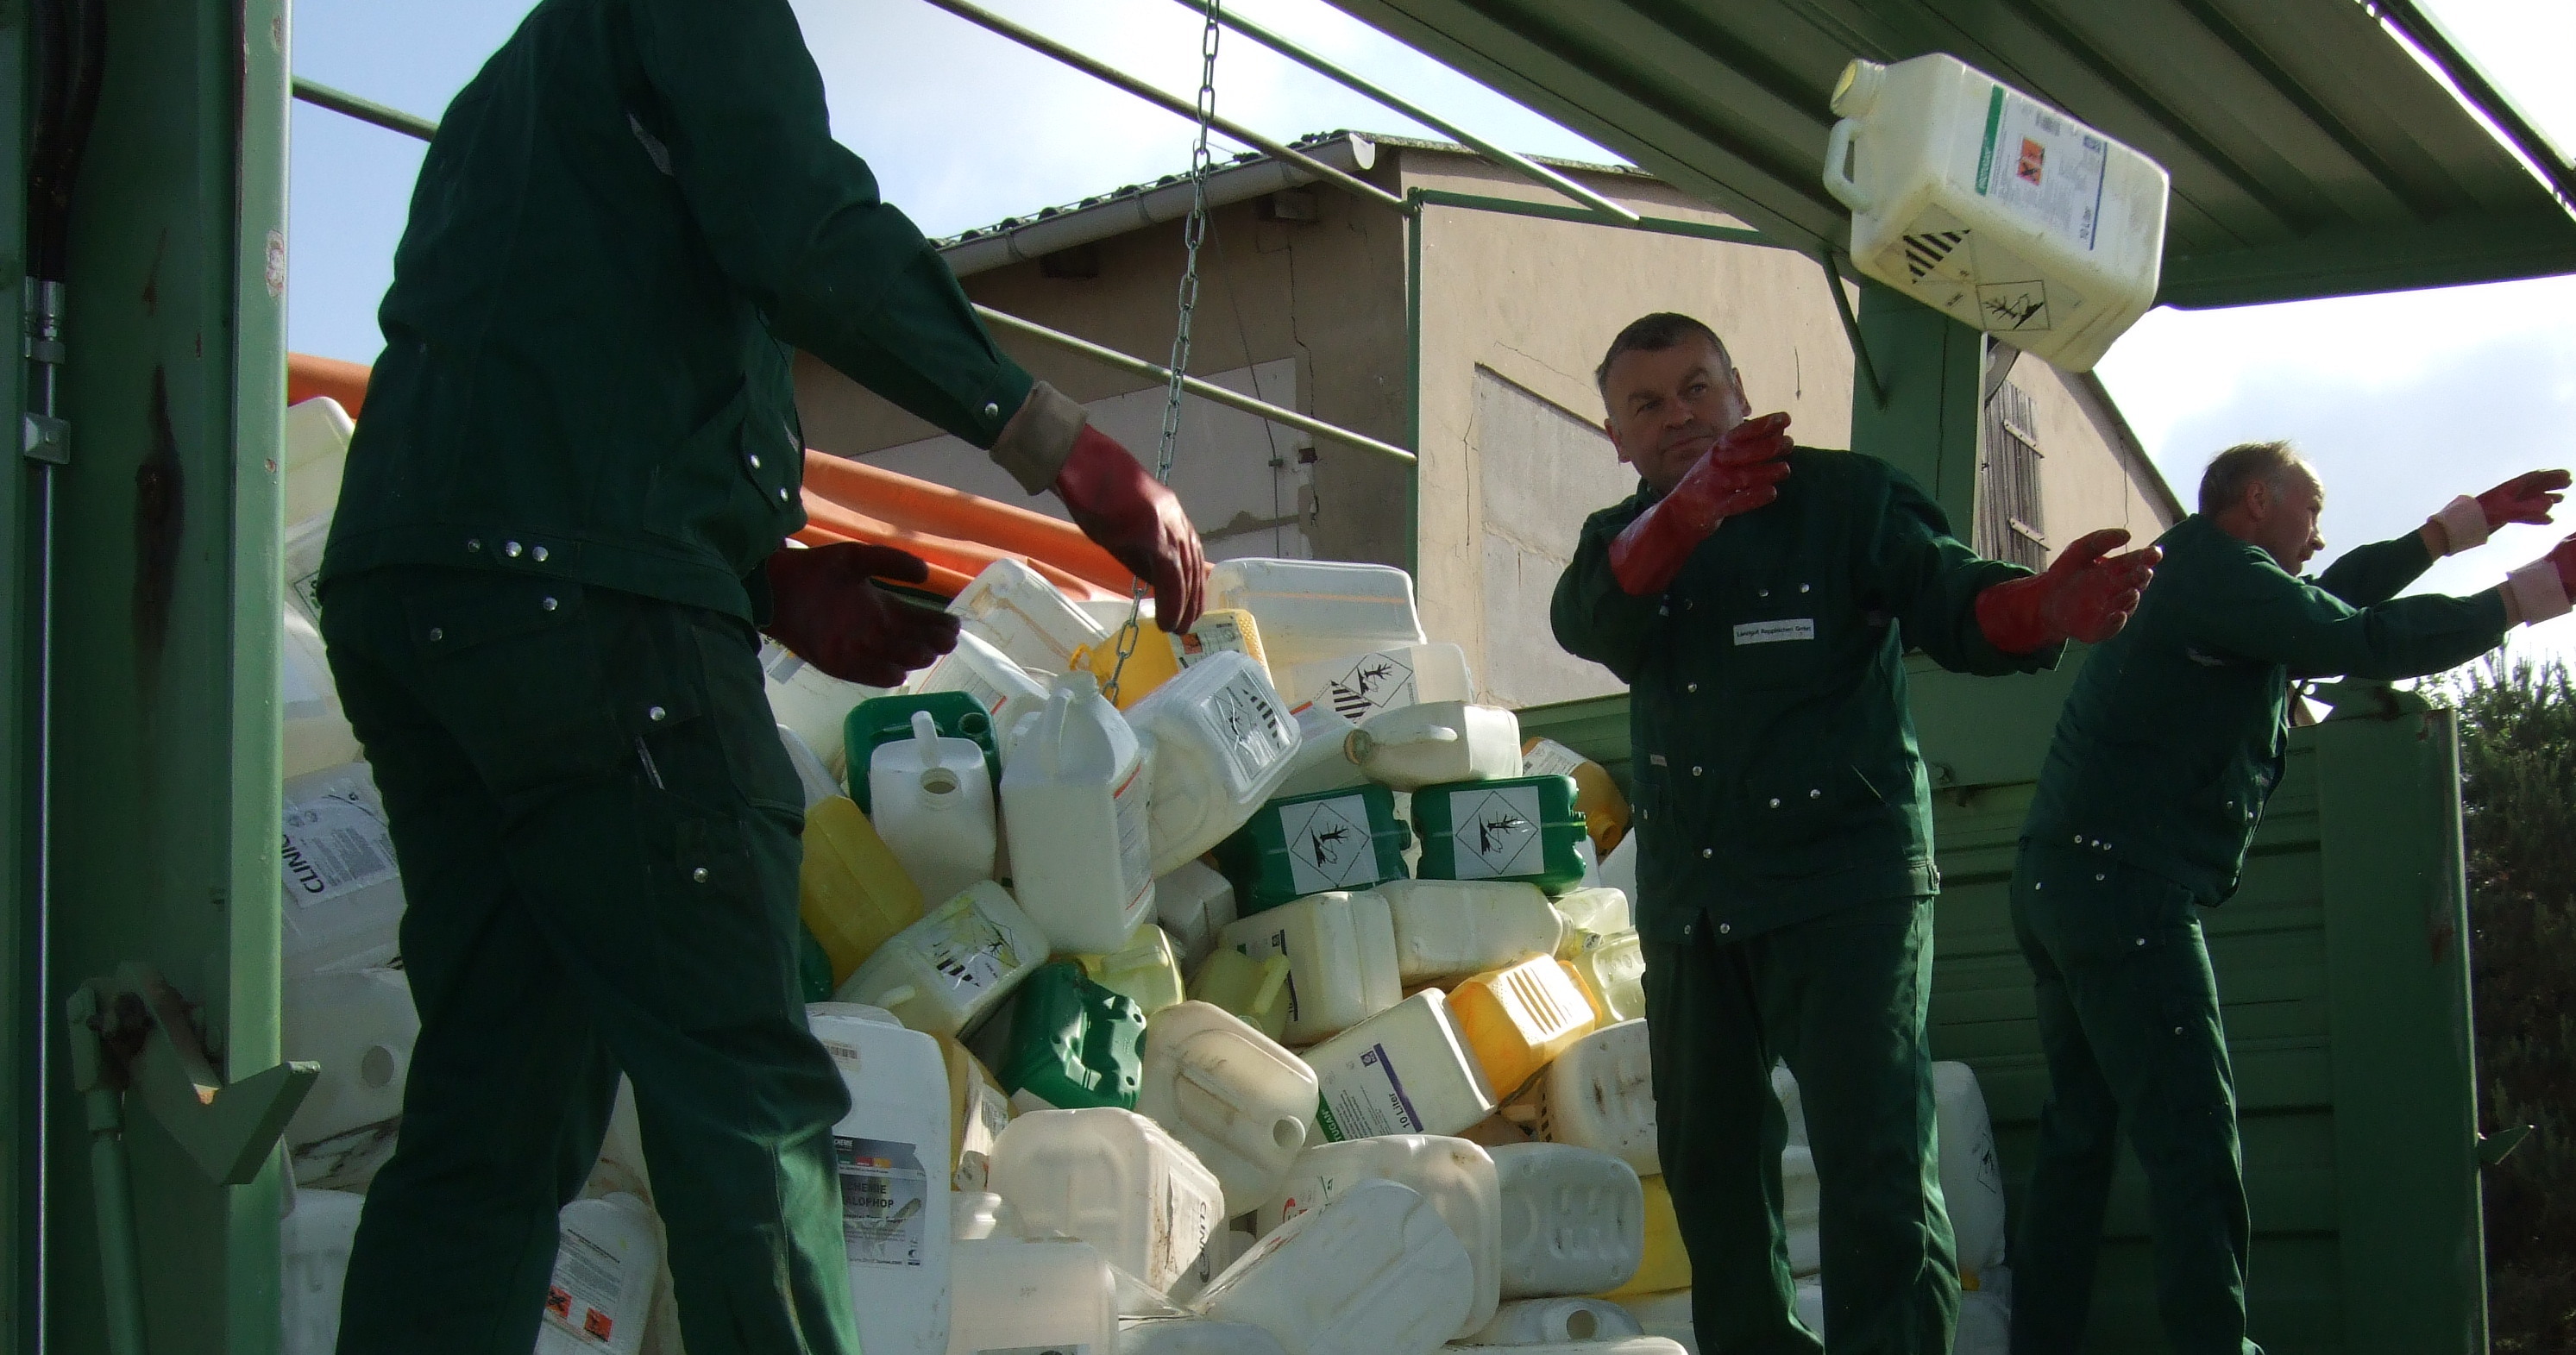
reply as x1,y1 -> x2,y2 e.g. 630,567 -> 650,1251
283,0 -> 2576,672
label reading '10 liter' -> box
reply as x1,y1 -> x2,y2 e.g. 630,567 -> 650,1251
1314,1042 -> 1426,1142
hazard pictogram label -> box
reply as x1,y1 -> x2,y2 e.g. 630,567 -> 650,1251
1447,785 -> 1542,879
1281,794 -> 1381,894
1321,650 -> 1417,722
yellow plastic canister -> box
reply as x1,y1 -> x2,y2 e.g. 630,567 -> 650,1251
1076,921 -> 1187,1018
1520,737 -> 1632,854
800,795 -> 926,984
1448,954 -> 1600,1099
1595,1173 -> 1692,1298
1186,948 -> 1294,1044
1074,609 -> 1270,709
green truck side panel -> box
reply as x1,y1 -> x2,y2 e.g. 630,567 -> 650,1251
13,1 -> 291,1350
1519,688 -> 2489,1355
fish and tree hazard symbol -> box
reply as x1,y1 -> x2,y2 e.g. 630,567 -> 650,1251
926,903 -> 1021,996
1209,669 -> 1298,785
1319,649 -> 1417,721
1281,793 -> 1385,895
1446,784 -> 1544,880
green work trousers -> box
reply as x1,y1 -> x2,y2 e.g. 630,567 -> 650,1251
320,567 -> 858,1355
1641,897 -> 1957,1355
2008,843 -> 2260,1355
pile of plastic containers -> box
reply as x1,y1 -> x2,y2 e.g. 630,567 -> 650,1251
273,545 -> 2017,1355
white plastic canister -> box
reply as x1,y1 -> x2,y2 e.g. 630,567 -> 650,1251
1125,651 -> 1301,877
1302,990 -> 1495,1141
1003,672 -> 1157,954
1821,52 -> 2168,372
1193,1178 -> 1473,1355
1257,1134 -> 1501,1339
1549,888 -> 1631,946
1535,1019 -> 1657,1176
280,608 -> 361,781
1490,1144 -> 1643,1298
988,1107 -> 1226,1295
777,725 -> 845,811
1620,1291 -> 1697,1355
835,881 -> 1049,1039
1347,702 -> 1523,792
760,636 -> 893,781
946,1237 -> 1117,1355
536,1193 -> 660,1355
1215,890 -> 1399,1045
1119,1316 -> 1290,1355
808,1004 -> 952,1355
280,762 -> 407,979
1461,1340 -> 1683,1355
1205,559 -> 1426,670
1284,642 -> 1473,725
1154,861 -> 1240,971
1464,1297 -> 1645,1346
1272,701 -> 1368,800
1935,1061 -> 2008,1281
280,1189 -> 366,1355
1379,879 -> 1565,983
1568,930 -> 1647,1024
870,711 -> 1000,907
1783,1145 -> 1820,1276
950,557 -> 1112,674
281,967 -> 417,1154
1135,1001 -> 1317,1214
914,629 -> 1051,738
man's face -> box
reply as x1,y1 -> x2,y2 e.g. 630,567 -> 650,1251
2249,466 -> 2327,571
1600,338 -> 1750,496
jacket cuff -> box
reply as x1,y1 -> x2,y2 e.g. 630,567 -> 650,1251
2504,560 -> 2571,626
2428,495 -> 2488,555
989,381 -> 1086,494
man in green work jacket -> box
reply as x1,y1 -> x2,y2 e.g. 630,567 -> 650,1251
2009,442 -> 2575,1355
1552,312 -> 2159,1355
316,3 -> 1206,1352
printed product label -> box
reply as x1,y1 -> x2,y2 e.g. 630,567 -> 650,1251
760,637 -> 808,685
1149,1169 -> 1217,1287
1208,670 -> 1297,787
288,567 -> 324,624
939,661 -> 1011,718
1113,761 -> 1154,904
1444,784 -> 1544,880
1279,794 -> 1384,894
1314,1042 -> 1426,1141
954,1076 -> 1012,1191
835,1134 -> 931,1268
1173,613 -> 1256,669
280,777 -> 399,907
925,899 -> 1022,996
1975,84 -> 2109,248
542,1226 -> 629,1346
1317,649 -> 1417,721
1520,737 -> 1586,781
1732,618 -> 1816,646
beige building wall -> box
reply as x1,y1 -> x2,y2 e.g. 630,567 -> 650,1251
792,135 -> 2180,710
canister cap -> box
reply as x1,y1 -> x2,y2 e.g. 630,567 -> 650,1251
1831,58 -> 1886,117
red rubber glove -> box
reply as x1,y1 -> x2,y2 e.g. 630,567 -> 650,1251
1608,412 -> 1794,595
1053,424 -> 1207,633
2479,469 -> 2571,529
763,543 -> 962,687
1974,528 -> 2163,653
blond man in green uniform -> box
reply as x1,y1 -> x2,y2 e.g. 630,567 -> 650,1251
2008,442 -> 2574,1354
1553,312 -> 2158,1355
317,2 -> 1205,1351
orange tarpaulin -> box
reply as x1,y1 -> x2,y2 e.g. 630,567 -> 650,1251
285,351 -> 1134,603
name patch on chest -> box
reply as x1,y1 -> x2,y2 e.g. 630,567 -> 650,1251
1732,618 -> 1816,646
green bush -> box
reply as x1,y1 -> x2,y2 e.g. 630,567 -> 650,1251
2446,652 -> 2576,1352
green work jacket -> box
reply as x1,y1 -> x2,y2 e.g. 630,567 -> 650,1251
1552,449 -> 2052,944
2025,514 -> 2510,903
322,0 -> 1082,622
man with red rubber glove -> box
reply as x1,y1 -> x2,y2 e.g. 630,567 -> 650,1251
1552,312 -> 2157,1355
2008,444 -> 2571,1355
314,2 -> 1207,1352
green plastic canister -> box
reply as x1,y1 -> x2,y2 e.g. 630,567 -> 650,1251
1410,775 -> 1587,894
969,962 -> 1146,1113
1212,783 -> 1411,915
845,692 -> 997,812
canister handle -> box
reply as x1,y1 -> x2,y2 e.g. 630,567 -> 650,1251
1821,118 -> 1874,214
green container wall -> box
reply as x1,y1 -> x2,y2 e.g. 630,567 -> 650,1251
1214,783 -> 1411,914
1518,666 -> 2488,1355
1409,774 -> 1586,893
845,691 -> 997,813
968,962 -> 1145,1112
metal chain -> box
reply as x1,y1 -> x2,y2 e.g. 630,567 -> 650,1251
1105,0 -> 1221,702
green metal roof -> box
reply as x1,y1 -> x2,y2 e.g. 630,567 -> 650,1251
1323,0 -> 2576,307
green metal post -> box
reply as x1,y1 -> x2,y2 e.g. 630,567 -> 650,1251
1844,278 -> 1982,529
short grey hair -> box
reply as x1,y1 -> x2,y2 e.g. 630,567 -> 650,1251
2198,441 -> 2309,517
1595,312 -> 1735,409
